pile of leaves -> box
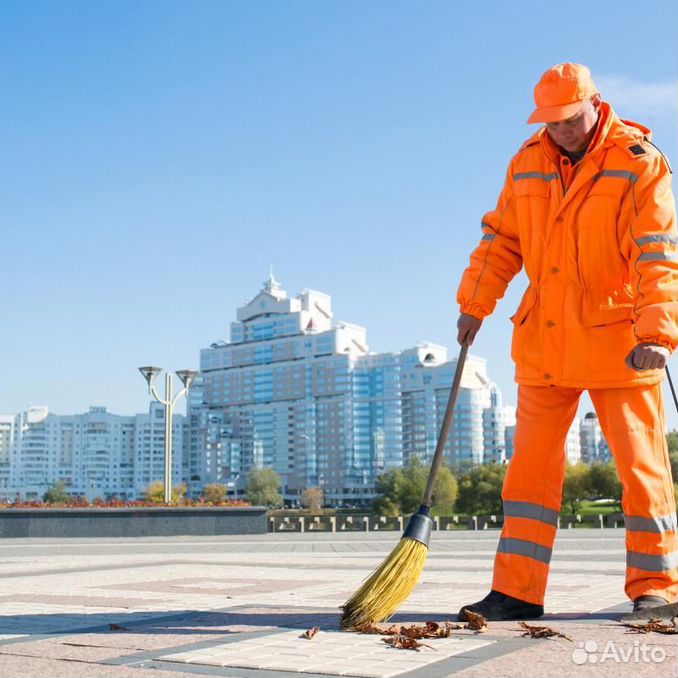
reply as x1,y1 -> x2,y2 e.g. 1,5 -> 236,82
302,616 -> 490,653
360,620 -> 462,639
356,619 -> 484,651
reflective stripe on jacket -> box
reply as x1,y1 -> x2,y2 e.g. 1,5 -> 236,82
457,102 -> 678,388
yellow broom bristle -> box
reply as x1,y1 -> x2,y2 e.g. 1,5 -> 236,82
340,537 -> 429,630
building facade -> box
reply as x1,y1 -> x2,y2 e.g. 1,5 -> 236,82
580,412 -> 612,463
1,404 -> 184,501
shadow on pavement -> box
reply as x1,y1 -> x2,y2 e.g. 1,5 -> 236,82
0,604 -> 631,639
0,609 -> 344,637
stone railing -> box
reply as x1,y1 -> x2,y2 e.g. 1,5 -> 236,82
268,512 -> 627,533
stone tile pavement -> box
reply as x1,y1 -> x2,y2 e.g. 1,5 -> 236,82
0,530 -> 674,677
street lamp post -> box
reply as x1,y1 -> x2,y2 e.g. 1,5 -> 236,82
138,366 -> 198,503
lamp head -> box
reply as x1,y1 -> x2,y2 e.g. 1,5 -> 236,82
175,369 -> 198,389
138,366 -> 162,389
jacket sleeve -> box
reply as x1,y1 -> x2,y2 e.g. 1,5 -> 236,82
456,164 -> 523,319
621,153 -> 678,351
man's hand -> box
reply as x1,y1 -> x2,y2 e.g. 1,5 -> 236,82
457,313 -> 483,346
625,343 -> 670,371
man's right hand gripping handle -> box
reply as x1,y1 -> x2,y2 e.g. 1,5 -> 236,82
456,313 -> 483,346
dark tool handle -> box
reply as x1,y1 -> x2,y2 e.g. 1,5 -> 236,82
422,343 -> 469,508
666,365 -> 678,414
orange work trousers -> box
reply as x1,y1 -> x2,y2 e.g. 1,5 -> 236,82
493,381 -> 677,605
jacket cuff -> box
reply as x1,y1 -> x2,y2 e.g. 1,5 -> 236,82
459,301 -> 489,320
636,337 -> 676,353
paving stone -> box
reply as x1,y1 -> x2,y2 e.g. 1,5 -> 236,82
157,627 -> 494,676
0,653 -> 207,678
0,530 -> 667,678
0,639 -> 123,662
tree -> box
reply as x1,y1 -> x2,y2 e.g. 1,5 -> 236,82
43,482 -> 70,504
588,461 -> 622,508
245,468 -> 283,508
372,495 -> 401,517
202,483 -> 227,504
562,463 -> 591,514
144,481 -> 187,504
372,468 -> 406,516
664,431 -> 677,505
371,457 -> 458,516
667,431 -> 678,481
300,487 -> 323,510
431,467 -> 458,515
455,463 -> 507,515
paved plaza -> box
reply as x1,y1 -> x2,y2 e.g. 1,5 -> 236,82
0,529 -> 674,678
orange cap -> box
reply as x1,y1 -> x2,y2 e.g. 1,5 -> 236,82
527,63 -> 598,124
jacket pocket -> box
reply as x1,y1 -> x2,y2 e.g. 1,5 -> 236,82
581,285 -> 635,327
510,286 -> 538,326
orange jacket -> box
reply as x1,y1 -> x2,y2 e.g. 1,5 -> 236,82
457,103 -> 678,388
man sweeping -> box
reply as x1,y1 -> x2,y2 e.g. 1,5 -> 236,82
456,62 -> 678,622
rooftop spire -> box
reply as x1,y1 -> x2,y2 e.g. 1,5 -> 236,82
263,265 -> 282,294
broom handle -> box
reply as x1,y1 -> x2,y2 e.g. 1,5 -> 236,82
422,343 -> 469,508
666,365 -> 678,414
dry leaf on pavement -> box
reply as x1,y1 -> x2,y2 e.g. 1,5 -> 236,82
623,618 -> 678,635
463,610 -> 488,633
517,621 -> 573,641
424,621 -> 462,638
300,626 -> 320,639
108,623 -> 130,632
382,635 -> 437,651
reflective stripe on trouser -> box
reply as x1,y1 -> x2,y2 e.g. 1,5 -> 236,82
492,381 -> 678,606
591,382 -> 677,603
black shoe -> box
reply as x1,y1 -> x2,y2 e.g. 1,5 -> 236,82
457,589 -> 544,622
632,595 -> 668,613
620,595 -> 676,624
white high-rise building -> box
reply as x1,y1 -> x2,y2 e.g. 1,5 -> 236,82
505,424 -> 516,461
197,274 -> 388,504
0,415 -> 15,498
580,412 -> 611,463
398,345 -> 501,468
1,404 -> 185,501
481,384 -> 512,464
566,416 -> 582,463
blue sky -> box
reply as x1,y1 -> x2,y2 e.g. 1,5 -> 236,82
1,0 -> 677,426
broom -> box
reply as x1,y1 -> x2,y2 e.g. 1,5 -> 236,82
341,343 -> 469,630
